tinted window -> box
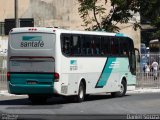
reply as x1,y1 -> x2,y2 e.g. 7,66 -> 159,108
61,34 -> 134,58
92,36 -> 101,55
110,37 -> 119,55
82,36 -> 92,55
70,36 -> 81,55
61,35 -> 71,55
101,36 -> 110,55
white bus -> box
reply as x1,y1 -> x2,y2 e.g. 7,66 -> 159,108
149,39 -> 160,54
149,39 -> 160,64
7,27 -> 139,103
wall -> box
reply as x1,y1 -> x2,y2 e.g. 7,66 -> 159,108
0,0 -> 140,49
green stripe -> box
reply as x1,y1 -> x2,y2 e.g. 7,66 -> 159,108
22,36 -> 42,41
96,58 -> 116,88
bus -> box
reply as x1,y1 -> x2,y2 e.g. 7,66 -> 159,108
141,43 -> 147,54
7,27 -> 139,103
149,39 -> 160,63
149,39 -> 160,54
140,43 -> 148,72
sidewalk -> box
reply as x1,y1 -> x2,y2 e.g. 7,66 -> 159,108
1,88 -> 160,96
0,90 -> 27,96
127,87 -> 160,94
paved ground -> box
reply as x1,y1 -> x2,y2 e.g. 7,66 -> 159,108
0,92 -> 160,120
0,87 -> 160,120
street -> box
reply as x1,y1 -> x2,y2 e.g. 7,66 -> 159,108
0,93 -> 160,120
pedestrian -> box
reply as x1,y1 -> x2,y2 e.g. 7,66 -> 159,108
151,59 -> 159,80
145,62 -> 150,78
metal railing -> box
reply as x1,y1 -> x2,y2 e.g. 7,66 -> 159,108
136,53 -> 160,88
0,56 -> 7,90
0,54 -> 160,90
136,72 -> 160,88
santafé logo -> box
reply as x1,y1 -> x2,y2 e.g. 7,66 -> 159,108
20,36 -> 44,47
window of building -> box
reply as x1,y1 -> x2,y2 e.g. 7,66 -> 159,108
0,22 -> 5,36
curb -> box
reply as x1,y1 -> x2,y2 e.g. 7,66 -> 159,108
0,90 -> 26,97
1,88 -> 160,96
127,88 -> 160,94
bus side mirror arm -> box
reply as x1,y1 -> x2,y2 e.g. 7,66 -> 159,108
134,48 -> 140,62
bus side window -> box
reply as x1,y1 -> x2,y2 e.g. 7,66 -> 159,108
111,38 -> 115,55
62,36 -> 70,55
119,38 -> 128,56
110,37 -> 119,56
100,37 -> 110,56
83,35 -> 92,56
70,36 -> 81,56
92,37 -> 101,55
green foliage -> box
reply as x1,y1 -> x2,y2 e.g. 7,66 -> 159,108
153,30 -> 160,39
141,0 -> 160,22
141,0 -> 160,39
78,0 -> 140,32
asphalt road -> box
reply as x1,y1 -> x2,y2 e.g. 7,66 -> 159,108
0,93 -> 160,120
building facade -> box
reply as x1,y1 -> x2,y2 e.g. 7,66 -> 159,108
0,0 -> 140,49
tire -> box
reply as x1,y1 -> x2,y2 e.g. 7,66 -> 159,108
28,95 -> 47,104
111,80 -> 127,97
74,82 -> 85,102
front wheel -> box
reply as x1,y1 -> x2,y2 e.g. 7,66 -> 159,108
111,80 -> 127,97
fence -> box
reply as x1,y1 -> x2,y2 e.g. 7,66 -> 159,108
0,54 -> 160,90
136,72 -> 160,88
0,56 -> 7,90
136,53 -> 160,88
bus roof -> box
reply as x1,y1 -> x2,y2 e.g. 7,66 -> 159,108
10,27 -> 129,38
149,39 -> 159,43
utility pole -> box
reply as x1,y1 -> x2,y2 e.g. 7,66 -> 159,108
15,0 -> 19,27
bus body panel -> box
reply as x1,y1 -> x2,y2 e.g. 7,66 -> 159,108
8,73 -> 54,94
59,56 -> 136,95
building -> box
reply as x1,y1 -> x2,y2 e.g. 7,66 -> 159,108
0,0 -> 140,49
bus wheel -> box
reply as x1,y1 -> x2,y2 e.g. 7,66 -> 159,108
28,95 -> 47,104
75,82 -> 85,102
111,80 -> 127,97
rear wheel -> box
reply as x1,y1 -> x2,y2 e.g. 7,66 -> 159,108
111,80 -> 127,97
74,82 -> 85,102
28,95 -> 47,104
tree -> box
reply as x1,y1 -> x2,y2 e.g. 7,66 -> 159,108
140,0 -> 160,39
78,0 -> 141,32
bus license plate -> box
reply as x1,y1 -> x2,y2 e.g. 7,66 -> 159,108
27,81 -> 38,84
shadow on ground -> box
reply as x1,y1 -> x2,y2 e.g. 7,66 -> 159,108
0,94 -> 130,106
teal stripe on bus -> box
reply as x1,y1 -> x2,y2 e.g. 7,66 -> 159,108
115,33 -> 124,37
95,58 -> 116,88
22,36 -> 42,41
